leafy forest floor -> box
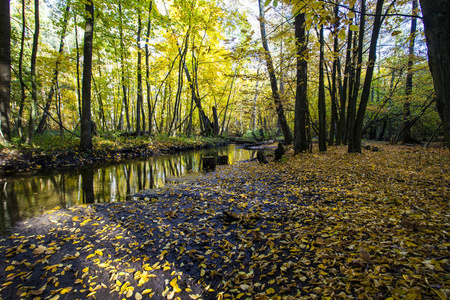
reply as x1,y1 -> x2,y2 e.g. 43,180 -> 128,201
0,144 -> 449,299
0,134 -> 227,175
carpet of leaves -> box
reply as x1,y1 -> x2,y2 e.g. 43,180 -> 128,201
0,145 -> 449,299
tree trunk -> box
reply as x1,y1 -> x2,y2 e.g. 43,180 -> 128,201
318,25 -> 327,152
419,0 -> 450,149
178,42 -> 212,136
329,5 -> 340,146
75,16 -> 82,118
347,0 -> 366,152
395,0 -> 418,144
27,0 -> 40,144
35,2 -> 70,135
136,10 -> 142,136
80,0 -> 94,152
258,0 -> 293,144
349,0 -> 385,153
294,12 -> 309,153
336,19 -> 353,145
0,0 -> 11,143
17,0 -> 26,139
146,0 -> 153,135
117,1 -> 130,132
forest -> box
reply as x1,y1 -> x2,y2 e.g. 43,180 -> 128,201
0,0 -> 449,299
0,0 -> 448,153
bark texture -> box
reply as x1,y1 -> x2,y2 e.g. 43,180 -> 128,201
420,0 -> 450,149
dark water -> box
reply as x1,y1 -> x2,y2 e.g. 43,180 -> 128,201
0,145 -> 255,235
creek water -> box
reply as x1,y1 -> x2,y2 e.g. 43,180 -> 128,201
0,144 -> 255,235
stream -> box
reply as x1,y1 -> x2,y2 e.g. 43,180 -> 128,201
0,144 -> 255,235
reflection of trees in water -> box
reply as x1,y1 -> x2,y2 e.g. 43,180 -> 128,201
81,168 -> 95,204
1,145 -> 253,233
0,181 -> 20,233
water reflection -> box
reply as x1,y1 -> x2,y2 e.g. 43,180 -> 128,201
0,145 -> 254,235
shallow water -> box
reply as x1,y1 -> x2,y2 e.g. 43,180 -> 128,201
0,144 -> 255,235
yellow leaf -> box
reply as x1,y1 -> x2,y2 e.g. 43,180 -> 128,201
266,287 -> 275,294
135,292 -> 142,300
5,265 -> 15,271
170,278 -> 182,293
33,245 -> 47,255
142,289 -> 153,295
95,249 -> 103,256
60,287 -> 72,294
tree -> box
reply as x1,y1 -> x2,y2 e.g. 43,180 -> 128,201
349,0 -> 385,153
28,0 -> 40,144
136,4 -> 143,136
35,2 -> 71,135
294,11 -> 309,153
0,0 -> 11,143
419,0 -> 450,149
258,0 -> 293,144
17,0 -> 26,139
318,25 -> 327,152
80,0 -> 94,151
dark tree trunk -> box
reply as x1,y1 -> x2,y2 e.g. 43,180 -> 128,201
318,25 -> 327,152
419,0 -> 450,149
258,0 -> 293,144
347,0 -> 366,152
336,19 -> 353,145
212,106 -> 219,136
294,12 -> 309,153
349,0 -> 385,153
0,0 -> 11,143
80,0 -> 94,152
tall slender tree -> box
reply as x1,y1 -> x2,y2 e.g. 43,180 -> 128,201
35,2 -> 71,135
318,25 -> 327,152
28,0 -> 40,144
258,0 -> 293,144
17,0 -> 26,139
136,6 -> 142,136
80,0 -> 94,151
349,0 -> 385,153
0,0 -> 11,143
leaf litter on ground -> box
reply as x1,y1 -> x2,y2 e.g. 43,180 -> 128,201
0,144 -> 449,299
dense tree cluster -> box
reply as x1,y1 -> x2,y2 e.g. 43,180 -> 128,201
0,0 -> 447,151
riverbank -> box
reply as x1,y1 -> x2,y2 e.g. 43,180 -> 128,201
0,144 -> 448,299
0,135 -> 228,175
